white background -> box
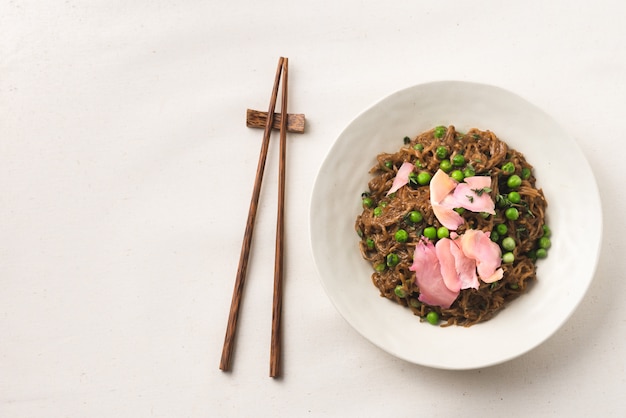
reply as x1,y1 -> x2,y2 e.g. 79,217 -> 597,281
1,1 -> 624,417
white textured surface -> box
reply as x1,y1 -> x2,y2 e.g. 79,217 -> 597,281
1,1 -> 624,417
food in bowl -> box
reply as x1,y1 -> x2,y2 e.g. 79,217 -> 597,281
355,125 -> 551,326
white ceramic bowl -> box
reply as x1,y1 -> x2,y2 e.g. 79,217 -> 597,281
310,81 -> 602,370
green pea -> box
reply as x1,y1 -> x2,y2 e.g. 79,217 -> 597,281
439,159 -> 452,173
434,126 -> 446,138
437,226 -> 449,239
409,298 -> 421,308
408,210 -> 423,223
496,194 -> 508,208
395,229 -> 409,243
366,238 -> 375,250
386,253 -> 400,267
362,197 -> 373,208
490,231 -> 500,242
501,162 -> 515,175
426,311 -> 439,325
507,175 -> 522,189
379,201 -> 388,208
452,154 -> 465,167
423,226 -> 437,240
450,170 -> 464,182
542,225 -> 551,237
535,248 -> 548,259
435,146 -> 448,160
374,263 -> 386,272
509,283 -> 519,290
505,207 -> 519,220
417,171 -> 432,185
480,212 -> 490,219
502,237 -> 516,251
521,167 -> 531,180
414,143 -> 424,151
463,166 -> 476,177
454,207 -> 466,214
538,236 -> 551,249
508,191 -> 521,204
394,285 -> 407,298
495,224 -> 508,236
373,207 -> 383,217
384,160 -> 393,169
502,252 -> 515,263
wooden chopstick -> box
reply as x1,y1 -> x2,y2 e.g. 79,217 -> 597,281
220,57 -> 285,372
270,58 -> 288,378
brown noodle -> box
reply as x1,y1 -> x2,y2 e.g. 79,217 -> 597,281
355,126 -> 548,326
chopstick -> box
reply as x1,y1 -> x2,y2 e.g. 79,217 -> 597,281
270,58 -> 288,378
219,57 -> 285,372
